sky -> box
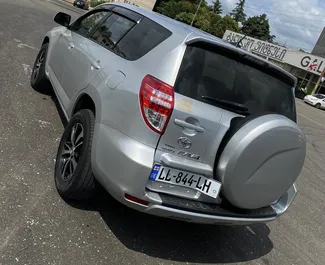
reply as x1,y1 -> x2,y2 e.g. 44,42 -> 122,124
220,0 -> 325,52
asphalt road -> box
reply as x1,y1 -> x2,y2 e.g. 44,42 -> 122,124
0,0 -> 324,264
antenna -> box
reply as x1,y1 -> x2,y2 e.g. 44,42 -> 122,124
236,35 -> 247,48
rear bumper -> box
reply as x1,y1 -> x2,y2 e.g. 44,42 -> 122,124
91,123 -> 298,225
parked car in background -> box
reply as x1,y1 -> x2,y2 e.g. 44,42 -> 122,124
304,94 -> 325,109
30,3 -> 306,225
73,0 -> 89,10
295,86 -> 307,100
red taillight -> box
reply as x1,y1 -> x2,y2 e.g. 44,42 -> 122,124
139,75 -> 174,134
125,193 -> 149,206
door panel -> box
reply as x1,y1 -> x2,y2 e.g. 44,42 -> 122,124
60,35 -> 103,99
60,11 -> 137,99
57,10 -> 109,99
56,31 -> 88,99
49,29 -> 83,87
71,37 -> 122,95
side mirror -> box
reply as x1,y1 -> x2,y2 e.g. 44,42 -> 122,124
54,12 -> 71,27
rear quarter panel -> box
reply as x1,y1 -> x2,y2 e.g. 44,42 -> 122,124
95,33 -> 187,148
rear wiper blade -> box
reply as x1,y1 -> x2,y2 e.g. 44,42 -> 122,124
201,96 -> 249,112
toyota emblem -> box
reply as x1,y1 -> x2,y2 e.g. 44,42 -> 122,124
177,137 -> 192,149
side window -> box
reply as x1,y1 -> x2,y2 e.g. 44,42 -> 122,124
114,18 -> 172,60
70,11 -> 108,37
91,13 -> 135,49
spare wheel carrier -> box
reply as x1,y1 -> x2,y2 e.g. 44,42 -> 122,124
215,113 -> 306,209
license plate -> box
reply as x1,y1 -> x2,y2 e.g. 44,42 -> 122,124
149,164 -> 221,198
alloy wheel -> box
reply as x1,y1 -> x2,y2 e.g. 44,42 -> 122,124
32,50 -> 45,80
60,123 -> 84,181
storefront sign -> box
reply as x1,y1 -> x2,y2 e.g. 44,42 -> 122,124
223,30 -> 325,76
222,30 -> 288,62
283,52 -> 325,76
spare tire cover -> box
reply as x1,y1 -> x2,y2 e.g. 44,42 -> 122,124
216,114 -> 306,209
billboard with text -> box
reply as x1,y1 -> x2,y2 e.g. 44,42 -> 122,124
223,30 -> 325,76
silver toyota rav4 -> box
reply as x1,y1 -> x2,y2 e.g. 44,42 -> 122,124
31,3 -> 306,225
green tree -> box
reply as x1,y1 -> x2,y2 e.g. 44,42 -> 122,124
90,0 -> 107,7
230,0 -> 246,23
154,0 -> 239,38
175,12 -> 194,25
241,14 -> 275,42
174,7 -> 217,33
213,15 -> 240,37
211,0 -> 222,15
155,1 -> 197,19
194,9 -> 216,32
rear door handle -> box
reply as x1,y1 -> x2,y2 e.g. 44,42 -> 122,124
91,60 -> 101,70
68,43 -> 75,49
174,119 -> 205,133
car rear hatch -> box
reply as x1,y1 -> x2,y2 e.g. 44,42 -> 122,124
146,39 -> 298,203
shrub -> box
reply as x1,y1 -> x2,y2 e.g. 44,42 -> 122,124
90,0 -> 109,7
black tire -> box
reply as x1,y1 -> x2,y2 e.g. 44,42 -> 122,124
55,109 -> 97,200
31,43 -> 51,94
315,103 -> 321,109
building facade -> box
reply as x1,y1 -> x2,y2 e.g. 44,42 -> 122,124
223,30 -> 325,95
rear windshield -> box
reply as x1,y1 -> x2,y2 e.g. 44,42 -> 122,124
175,43 -> 296,121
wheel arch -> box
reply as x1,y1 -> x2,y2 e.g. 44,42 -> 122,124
41,36 -> 50,47
315,102 -> 321,108
72,93 -> 96,118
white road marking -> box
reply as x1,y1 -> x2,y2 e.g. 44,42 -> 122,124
17,43 -> 37,50
38,120 -> 51,125
298,113 -> 325,129
22,64 -> 32,76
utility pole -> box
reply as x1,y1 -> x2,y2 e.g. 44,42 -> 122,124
190,0 -> 204,26
314,67 -> 325,94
